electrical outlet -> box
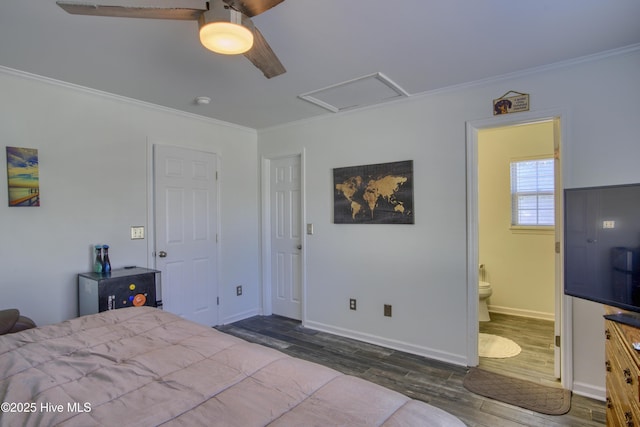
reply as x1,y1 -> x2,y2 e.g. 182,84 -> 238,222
349,298 -> 357,310
384,304 -> 392,317
130,226 -> 145,239
236,285 -> 242,296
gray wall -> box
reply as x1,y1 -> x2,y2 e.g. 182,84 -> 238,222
0,70 -> 260,326
258,47 -> 640,399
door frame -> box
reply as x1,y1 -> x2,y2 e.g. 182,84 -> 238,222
146,140 -> 222,326
465,108 -> 572,389
260,150 -> 307,322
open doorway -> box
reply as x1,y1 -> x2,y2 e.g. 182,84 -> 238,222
478,121 -> 556,384
466,110 -> 572,389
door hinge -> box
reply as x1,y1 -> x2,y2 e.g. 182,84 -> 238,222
216,171 -> 218,180
555,241 -> 560,254
555,335 -> 561,347
217,296 -> 219,306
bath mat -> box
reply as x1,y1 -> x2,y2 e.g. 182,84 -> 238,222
478,333 -> 521,358
463,368 -> 571,415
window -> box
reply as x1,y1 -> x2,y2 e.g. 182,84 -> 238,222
510,158 -> 554,226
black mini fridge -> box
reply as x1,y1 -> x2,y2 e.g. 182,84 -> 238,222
78,267 -> 160,316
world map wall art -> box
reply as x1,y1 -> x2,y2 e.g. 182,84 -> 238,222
333,160 -> 414,224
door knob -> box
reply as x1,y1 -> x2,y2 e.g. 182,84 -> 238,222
297,245 -> 302,250
158,251 -> 167,258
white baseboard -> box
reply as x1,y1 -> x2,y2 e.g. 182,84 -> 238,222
488,305 -> 555,321
571,381 -> 606,402
304,320 -> 467,367
221,308 -> 261,325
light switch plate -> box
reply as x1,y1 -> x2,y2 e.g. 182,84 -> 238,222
307,223 -> 314,235
131,226 -> 145,239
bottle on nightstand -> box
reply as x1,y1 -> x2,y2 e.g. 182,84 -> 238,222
102,244 -> 111,273
94,245 -> 103,274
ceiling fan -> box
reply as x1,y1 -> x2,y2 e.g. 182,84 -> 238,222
55,0 -> 287,78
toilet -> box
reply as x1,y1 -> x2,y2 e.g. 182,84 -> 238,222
479,281 -> 492,322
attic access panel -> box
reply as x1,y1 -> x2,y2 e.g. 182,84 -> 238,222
299,73 -> 409,113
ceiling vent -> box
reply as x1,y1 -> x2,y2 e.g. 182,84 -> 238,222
299,72 -> 410,113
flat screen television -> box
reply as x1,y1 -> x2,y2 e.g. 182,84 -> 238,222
564,183 -> 640,327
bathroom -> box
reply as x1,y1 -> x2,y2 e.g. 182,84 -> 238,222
477,120 -> 557,382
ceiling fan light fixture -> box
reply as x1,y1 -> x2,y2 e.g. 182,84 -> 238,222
198,3 -> 253,55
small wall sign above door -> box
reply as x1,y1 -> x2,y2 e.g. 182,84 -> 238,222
493,91 -> 530,115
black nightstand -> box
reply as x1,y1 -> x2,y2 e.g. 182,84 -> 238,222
78,267 -> 160,316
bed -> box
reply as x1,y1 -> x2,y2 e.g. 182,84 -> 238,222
0,306 -> 465,426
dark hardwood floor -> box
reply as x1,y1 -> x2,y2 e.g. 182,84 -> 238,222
479,312 -> 558,386
217,314 -> 606,427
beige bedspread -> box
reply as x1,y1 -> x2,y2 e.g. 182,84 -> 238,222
0,307 -> 464,426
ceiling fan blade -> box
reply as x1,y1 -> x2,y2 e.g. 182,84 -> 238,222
243,24 -> 286,78
56,2 -> 206,20
58,1 -> 285,78
223,0 -> 285,17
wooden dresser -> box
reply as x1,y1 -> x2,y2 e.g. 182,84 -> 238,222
605,307 -> 640,426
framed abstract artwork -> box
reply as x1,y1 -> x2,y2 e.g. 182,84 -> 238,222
6,146 -> 40,207
333,160 -> 414,224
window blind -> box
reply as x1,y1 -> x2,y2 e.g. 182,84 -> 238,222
510,158 -> 554,226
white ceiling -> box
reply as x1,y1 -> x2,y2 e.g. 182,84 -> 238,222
1,1 -> 639,129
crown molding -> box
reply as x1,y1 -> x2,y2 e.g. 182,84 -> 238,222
0,65 -> 256,135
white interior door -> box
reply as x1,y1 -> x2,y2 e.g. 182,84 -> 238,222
270,155 -> 302,320
552,118 -> 563,379
154,145 -> 219,326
